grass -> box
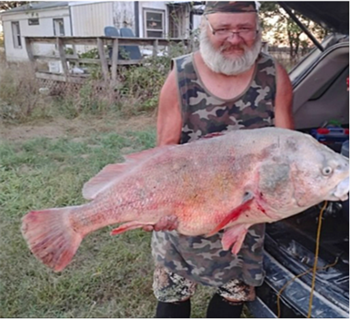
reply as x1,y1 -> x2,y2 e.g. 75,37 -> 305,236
0,42 -> 252,315
0,124 -> 231,318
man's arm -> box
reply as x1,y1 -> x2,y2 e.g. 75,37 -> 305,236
156,69 -> 182,146
274,62 -> 295,129
142,70 -> 182,232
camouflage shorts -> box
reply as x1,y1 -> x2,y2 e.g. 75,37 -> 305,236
153,265 -> 256,303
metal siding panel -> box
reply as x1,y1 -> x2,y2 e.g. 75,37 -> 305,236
71,2 -> 113,36
71,2 -> 113,53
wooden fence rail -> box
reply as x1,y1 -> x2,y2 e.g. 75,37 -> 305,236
25,36 -> 190,84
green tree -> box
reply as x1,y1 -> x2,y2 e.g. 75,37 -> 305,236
0,2 -> 29,11
260,2 -> 327,60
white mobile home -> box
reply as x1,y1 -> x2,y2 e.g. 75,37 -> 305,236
0,1 -> 202,62
1,2 -> 71,62
70,1 -> 170,37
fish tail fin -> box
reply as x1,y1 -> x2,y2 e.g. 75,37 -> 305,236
21,207 -> 83,272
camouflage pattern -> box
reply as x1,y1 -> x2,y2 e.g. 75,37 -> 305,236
177,52 -> 276,144
204,1 -> 257,15
152,224 -> 266,288
153,265 -> 197,303
153,265 -> 256,303
152,52 -> 276,300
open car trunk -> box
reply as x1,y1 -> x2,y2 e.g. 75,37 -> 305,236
292,41 -> 349,131
249,38 -> 349,318
248,2 -> 349,314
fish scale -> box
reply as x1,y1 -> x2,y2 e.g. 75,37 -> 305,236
21,127 -> 349,272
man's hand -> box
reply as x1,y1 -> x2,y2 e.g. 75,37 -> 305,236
142,215 -> 179,232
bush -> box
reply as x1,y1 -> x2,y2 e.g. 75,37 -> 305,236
0,42 -> 190,122
117,42 -> 189,116
117,56 -> 169,116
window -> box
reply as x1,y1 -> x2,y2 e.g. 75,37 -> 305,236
144,9 -> 164,38
11,21 -> 22,48
28,18 -> 39,26
53,18 -> 65,36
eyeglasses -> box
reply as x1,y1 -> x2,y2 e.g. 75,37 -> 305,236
205,16 -> 258,40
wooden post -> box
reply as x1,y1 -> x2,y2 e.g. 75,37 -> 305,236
97,38 -> 109,81
111,38 -> 119,83
152,39 -> 159,57
71,44 -> 79,68
56,37 -> 69,78
25,37 -> 37,72
72,44 -> 78,57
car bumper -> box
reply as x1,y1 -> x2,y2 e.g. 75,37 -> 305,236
247,251 -> 349,318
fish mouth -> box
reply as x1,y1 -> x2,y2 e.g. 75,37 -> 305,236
328,177 -> 349,201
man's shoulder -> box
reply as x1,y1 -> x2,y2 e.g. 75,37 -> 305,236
256,52 -> 278,79
173,52 -> 192,62
257,52 -> 276,65
172,53 -> 194,71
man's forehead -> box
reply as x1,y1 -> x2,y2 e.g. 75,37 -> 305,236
207,12 -> 257,25
204,1 -> 258,15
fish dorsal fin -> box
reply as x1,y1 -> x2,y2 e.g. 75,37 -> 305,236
82,163 -> 128,200
82,146 -> 169,200
123,147 -> 167,162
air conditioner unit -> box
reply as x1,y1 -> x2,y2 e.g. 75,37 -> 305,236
48,61 -> 63,74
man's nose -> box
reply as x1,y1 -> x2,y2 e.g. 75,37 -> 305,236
226,33 -> 244,45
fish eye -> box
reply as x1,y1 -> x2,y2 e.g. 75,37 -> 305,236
322,167 -> 333,176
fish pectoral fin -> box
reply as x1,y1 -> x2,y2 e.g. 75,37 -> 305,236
221,224 -> 251,255
152,215 -> 179,231
111,215 -> 179,236
202,132 -> 225,139
206,192 -> 254,237
110,221 -> 153,235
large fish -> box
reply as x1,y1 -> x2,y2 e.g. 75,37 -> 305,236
21,127 -> 349,272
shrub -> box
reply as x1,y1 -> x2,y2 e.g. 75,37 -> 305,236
0,42 -> 191,122
117,42 -> 189,116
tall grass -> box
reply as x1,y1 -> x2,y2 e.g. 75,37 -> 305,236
0,43 -> 187,123
1,126 -> 235,318
0,61 -> 49,122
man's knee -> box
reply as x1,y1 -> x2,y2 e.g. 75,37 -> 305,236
217,279 -> 256,302
153,265 -> 197,303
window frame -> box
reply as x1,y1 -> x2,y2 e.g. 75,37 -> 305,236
11,21 -> 22,49
28,18 -> 40,26
53,18 -> 65,36
143,8 -> 165,38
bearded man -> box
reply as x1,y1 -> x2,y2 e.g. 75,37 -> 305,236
150,2 -> 294,317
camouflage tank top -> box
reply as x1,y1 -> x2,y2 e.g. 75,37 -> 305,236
151,52 -> 277,287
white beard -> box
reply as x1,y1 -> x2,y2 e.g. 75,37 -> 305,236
199,30 -> 262,76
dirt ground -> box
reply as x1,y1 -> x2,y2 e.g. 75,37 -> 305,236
0,114 -> 156,142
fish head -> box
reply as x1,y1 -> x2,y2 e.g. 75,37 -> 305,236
256,132 -> 349,219
287,134 -> 349,209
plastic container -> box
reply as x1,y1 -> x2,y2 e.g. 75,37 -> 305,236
311,127 -> 349,152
